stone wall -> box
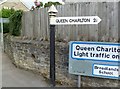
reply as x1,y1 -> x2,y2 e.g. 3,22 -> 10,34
4,35 -> 120,87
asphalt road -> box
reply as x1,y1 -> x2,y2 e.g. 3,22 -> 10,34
1,52 -> 49,87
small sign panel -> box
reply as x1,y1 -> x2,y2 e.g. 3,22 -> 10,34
71,41 -> 120,62
50,16 -> 101,25
93,64 -> 119,78
0,18 -> 9,23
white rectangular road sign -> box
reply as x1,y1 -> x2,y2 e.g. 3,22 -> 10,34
93,64 -> 119,78
70,41 -> 120,62
50,16 -> 101,25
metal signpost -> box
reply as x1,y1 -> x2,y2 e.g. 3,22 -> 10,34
48,5 -> 58,87
48,5 -> 102,87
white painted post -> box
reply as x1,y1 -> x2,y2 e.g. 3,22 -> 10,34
0,5 -> 3,89
0,17 -> 4,52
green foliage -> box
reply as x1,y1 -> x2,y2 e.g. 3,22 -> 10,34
0,10 -> 2,18
40,2 -> 43,7
9,10 -> 23,36
44,2 -> 62,8
1,8 -> 15,18
0,8 -> 15,33
3,23 -> 9,33
0,8 -> 23,36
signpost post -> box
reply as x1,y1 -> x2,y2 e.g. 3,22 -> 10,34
48,5 -> 58,87
0,18 -> 9,52
0,18 -> 3,51
48,5 -> 102,87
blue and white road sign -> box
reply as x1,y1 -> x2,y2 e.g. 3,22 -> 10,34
69,41 -> 120,80
70,41 -> 120,62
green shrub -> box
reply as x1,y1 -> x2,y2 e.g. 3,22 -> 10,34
0,8 -> 15,34
3,23 -> 9,33
44,2 -> 62,8
0,11 -> 2,18
9,10 -> 23,36
1,8 -> 15,18
0,9 -> 23,35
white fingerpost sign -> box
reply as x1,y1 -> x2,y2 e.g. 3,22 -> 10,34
50,16 -> 101,25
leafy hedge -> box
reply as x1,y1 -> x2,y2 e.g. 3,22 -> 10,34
1,8 -> 23,36
1,8 -> 15,18
1,8 -> 15,33
44,2 -> 62,8
9,10 -> 23,36
3,23 -> 9,33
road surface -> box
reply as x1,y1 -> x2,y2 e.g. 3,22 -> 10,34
1,51 -> 49,87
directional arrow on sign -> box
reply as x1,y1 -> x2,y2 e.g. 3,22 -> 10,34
50,16 -> 101,25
